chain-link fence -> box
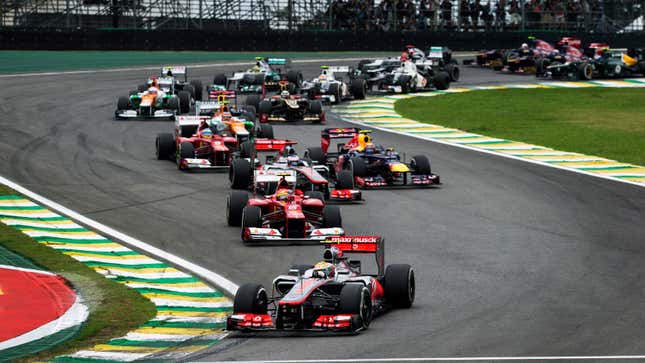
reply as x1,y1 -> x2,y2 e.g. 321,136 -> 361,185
0,0 -> 642,32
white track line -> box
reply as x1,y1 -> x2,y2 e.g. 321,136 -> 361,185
210,356 -> 645,362
338,116 -> 645,189
0,175 -> 239,295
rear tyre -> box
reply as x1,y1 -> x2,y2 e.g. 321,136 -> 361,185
335,170 -> 354,189
213,73 -> 227,86
445,64 -> 460,82
240,140 -> 255,159
578,62 -> 593,80
309,100 -> 323,115
230,158 -> 252,189
339,284 -> 372,332
536,58 -> 549,77
183,84 -> 196,99
227,191 -> 249,226
322,205 -> 342,228
168,96 -> 180,112
155,133 -> 175,160
245,94 -> 261,111
258,123 -> 274,139
258,100 -> 272,116
190,80 -> 203,101
137,84 -> 146,92
241,111 -> 256,123
233,283 -> 268,314
410,155 -> 431,174
328,83 -> 341,104
286,70 -> 303,88
178,90 -> 191,114
398,75 -> 411,94
432,72 -> 450,90
384,264 -> 415,308
349,157 -> 367,177
306,146 -> 326,164
117,96 -> 130,110
350,78 -> 367,99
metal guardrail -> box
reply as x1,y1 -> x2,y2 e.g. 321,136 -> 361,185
0,0 -> 642,32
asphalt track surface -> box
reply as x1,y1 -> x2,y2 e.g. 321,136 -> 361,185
1,58 -> 644,362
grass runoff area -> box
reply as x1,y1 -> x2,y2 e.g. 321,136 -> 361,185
0,184 -> 156,362
0,51 -> 393,74
396,87 -> 645,166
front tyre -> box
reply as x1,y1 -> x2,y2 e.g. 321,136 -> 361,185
339,284 -> 372,332
233,283 -> 268,314
384,264 -> 415,308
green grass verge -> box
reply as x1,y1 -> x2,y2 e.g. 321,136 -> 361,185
0,51 -> 393,74
0,185 -> 157,362
395,87 -> 645,166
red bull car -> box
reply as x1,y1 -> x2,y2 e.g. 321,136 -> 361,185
227,236 -> 415,333
306,128 -> 440,189
226,177 -> 344,243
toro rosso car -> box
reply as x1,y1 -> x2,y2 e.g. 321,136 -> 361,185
227,236 -> 415,333
229,140 -> 362,203
300,66 -> 367,104
258,83 -> 324,123
211,57 -> 303,94
307,128 -> 440,188
226,177 -> 344,243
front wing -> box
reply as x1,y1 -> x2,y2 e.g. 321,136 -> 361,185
355,173 -> 440,189
114,109 -> 175,120
242,227 -> 343,243
227,312 -> 361,333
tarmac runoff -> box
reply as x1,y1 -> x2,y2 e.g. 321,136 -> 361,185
335,78 -> 645,188
0,193 -> 232,362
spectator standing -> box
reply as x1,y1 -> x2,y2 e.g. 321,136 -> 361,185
481,1 -> 493,31
419,0 -> 431,30
495,0 -> 506,30
508,0 -> 521,29
460,0 -> 472,31
440,0 -> 453,30
470,0 -> 481,30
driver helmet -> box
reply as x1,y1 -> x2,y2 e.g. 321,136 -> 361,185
400,52 -> 409,61
287,155 -> 300,167
313,261 -> 335,278
521,43 -> 529,50
201,128 -> 213,139
280,90 -> 290,98
276,188 -> 292,201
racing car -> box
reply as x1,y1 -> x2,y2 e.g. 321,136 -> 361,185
590,48 -> 645,78
226,177 -> 344,243
300,66 -> 367,104
258,83 -> 325,123
352,57 -> 403,89
227,236 -> 415,333
464,49 -> 506,70
228,139 -> 362,203
306,128 -> 440,188
404,45 -> 460,82
367,57 -> 450,93
115,81 -> 186,120
212,57 -> 303,94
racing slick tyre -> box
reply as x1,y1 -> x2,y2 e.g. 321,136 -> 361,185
578,62 -> 594,80
178,90 -> 191,114
339,284 -> 372,332
349,157 -> 367,177
432,72 -> 450,90
241,111 -> 256,123
258,123 -> 274,139
304,191 -> 325,202
398,75 -> 411,94
168,96 -> 180,112
183,84 -> 196,100
137,84 -> 146,92
289,264 -> 314,276
445,63 -> 460,82
241,205 -> 263,233
253,73 -> 265,85
322,205 -> 342,228
245,94 -> 261,112
328,83 -> 341,104
178,142 -> 194,170
335,170 -> 355,190
305,146 -> 326,164
213,73 -> 227,86
233,283 -> 268,314
350,78 -> 367,99
155,133 -> 175,160
117,96 -> 130,110
242,73 -> 257,85
239,140 -> 255,159
384,264 -> 415,308
536,58 -> 549,77
258,100 -> 272,117
286,70 -> 303,88
309,100 -> 323,115
227,191 -> 249,226
189,80 -> 203,101
410,155 -> 431,175
230,158 -> 252,189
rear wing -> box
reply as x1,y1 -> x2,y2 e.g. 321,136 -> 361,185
265,57 -> 289,66
208,89 -> 237,100
161,66 -> 187,81
321,66 -> 350,73
322,236 -> 385,276
254,139 -> 298,153
321,128 -> 360,153
427,46 -> 444,59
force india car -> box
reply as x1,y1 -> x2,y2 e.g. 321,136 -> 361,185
226,177 -> 344,243
212,57 -> 303,94
155,103 -> 273,171
227,236 -> 415,333
307,128 -> 440,188
228,139 -> 362,203
300,66 -> 367,104
258,84 -> 325,123
115,87 -> 185,120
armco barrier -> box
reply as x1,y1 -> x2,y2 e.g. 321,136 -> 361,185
1,28 -> 644,51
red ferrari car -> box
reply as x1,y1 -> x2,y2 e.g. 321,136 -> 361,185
227,236 -> 415,333
226,178 -> 344,243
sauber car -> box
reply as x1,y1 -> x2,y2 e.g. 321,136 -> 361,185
300,66 -> 367,104
307,128 -> 440,188
229,139 -> 362,203
227,236 -> 415,333
226,177 -> 344,243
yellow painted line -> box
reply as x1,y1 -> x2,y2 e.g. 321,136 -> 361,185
390,127 -> 448,132
20,229 -> 99,236
130,281 -> 212,289
592,167 -> 645,174
91,266 -> 182,274
450,137 -> 505,143
62,251 -> 149,260
444,88 -> 472,93
524,155 -> 604,161
142,293 -> 229,303
351,111 -> 400,116
40,241 -> 124,249
495,149 -> 572,155
133,327 -> 217,335
551,161 -> 627,167
1,218 -> 77,225
620,176 -> 645,182
0,200 -> 36,206
567,81 -> 598,87
156,310 -> 228,318
479,142 -> 546,149
0,209 -> 53,215
361,119 -> 416,123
